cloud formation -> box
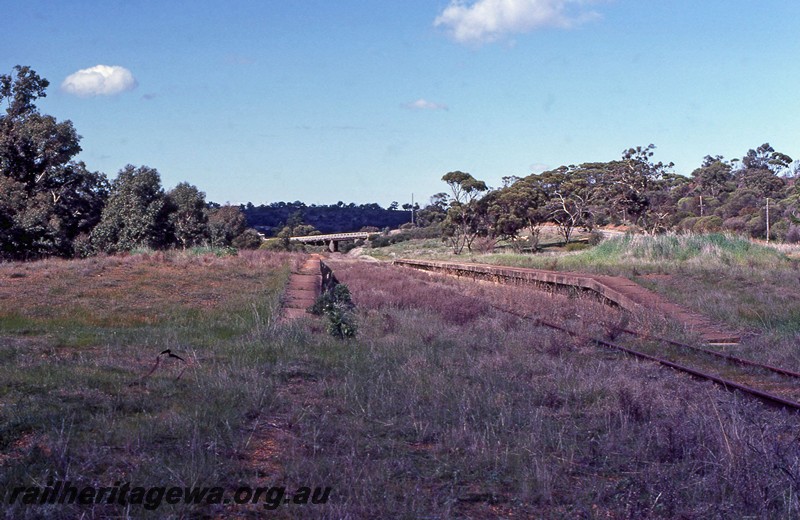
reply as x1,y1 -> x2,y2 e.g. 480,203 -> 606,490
529,163 -> 551,174
434,0 -> 600,44
61,65 -> 138,96
404,99 -> 449,111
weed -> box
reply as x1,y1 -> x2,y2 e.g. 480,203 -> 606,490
311,284 -> 357,338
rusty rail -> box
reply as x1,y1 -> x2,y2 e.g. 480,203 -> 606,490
618,328 -> 800,380
493,305 -> 800,411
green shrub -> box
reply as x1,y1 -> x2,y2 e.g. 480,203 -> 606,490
310,284 -> 357,338
232,228 -> 264,249
693,215 -> 723,232
369,226 -> 443,249
369,235 -> 392,248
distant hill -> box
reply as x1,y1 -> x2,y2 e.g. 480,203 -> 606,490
241,202 -> 412,235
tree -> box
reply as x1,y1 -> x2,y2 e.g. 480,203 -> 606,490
166,182 -> 208,249
441,171 -> 488,253
741,143 -> 792,173
735,168 -> 785,199
606,145 -> 674,228
51,161 -> 110,256
538,167 -> 599,243
442,171 -> 488,205
91,165 -> 171,253
0,65 -> 107,259
645,173 -> 691,233
517,165 -> 603,244
274,219 -> 320,251
207,205 -> 247,247
415,193 -> 449,228
501,175 -> 521,188
691,157 -> 733,199
479,176 -> 548,251
231,228 -> 263,249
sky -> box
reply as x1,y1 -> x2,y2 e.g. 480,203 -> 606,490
3,0 -> 799,207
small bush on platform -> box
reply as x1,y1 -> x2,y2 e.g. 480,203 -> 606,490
311,283 -> 357,338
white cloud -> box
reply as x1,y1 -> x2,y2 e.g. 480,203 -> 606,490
61,65 -> 138,97
529,162 -> 550,174
404,98 -> 449,111
434,0 -> 601,44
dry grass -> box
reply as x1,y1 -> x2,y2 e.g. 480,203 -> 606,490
253,258 -> 800,518
400,232 -> 800,369
4,249 -> 800,518
0,249 -> 301,518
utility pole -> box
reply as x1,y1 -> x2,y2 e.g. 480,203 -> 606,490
766,197 -> 770,243
411,193 -> 415,226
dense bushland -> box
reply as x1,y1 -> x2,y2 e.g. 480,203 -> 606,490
430,143 -> 800,254
242,201 -> 411,235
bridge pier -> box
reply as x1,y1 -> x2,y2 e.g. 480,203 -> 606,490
289,231 -> 375,252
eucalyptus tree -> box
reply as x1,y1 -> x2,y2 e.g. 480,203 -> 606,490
440,171 -> 488,254
91,165 -> 171,253
167,182 -> 209,249
536,166 -> 601,244
691,157 -> 734,199
480,175 -> 548,251
0,65 -> 108,258
741,143 -> 792,173
415,193 -> 448,228
604,145 -> 674,228
207,205 -> 247,247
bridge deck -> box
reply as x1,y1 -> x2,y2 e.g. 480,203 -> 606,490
289,232 -> 374,243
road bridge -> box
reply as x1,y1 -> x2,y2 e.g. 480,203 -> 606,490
289,231 -> 376,252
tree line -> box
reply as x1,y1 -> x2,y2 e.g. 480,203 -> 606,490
5,65 -> 799,261
0,66 -> 257,261
241,201 -> 411,235
431,143 -> 800,253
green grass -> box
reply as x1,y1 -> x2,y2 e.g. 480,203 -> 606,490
0,250 -> 299,518
474,232 -> 790,274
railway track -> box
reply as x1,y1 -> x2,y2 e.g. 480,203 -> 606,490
494,304 -> 800,412
389,260 -> 800,412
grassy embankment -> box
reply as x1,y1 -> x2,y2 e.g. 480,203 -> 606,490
478,234 -> 800,368
366,232 -> 800,366
362,226 -> 593,262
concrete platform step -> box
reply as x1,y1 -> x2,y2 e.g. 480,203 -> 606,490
280,255 -> 322,322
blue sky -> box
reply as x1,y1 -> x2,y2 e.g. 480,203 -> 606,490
3,1 -> 799,207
